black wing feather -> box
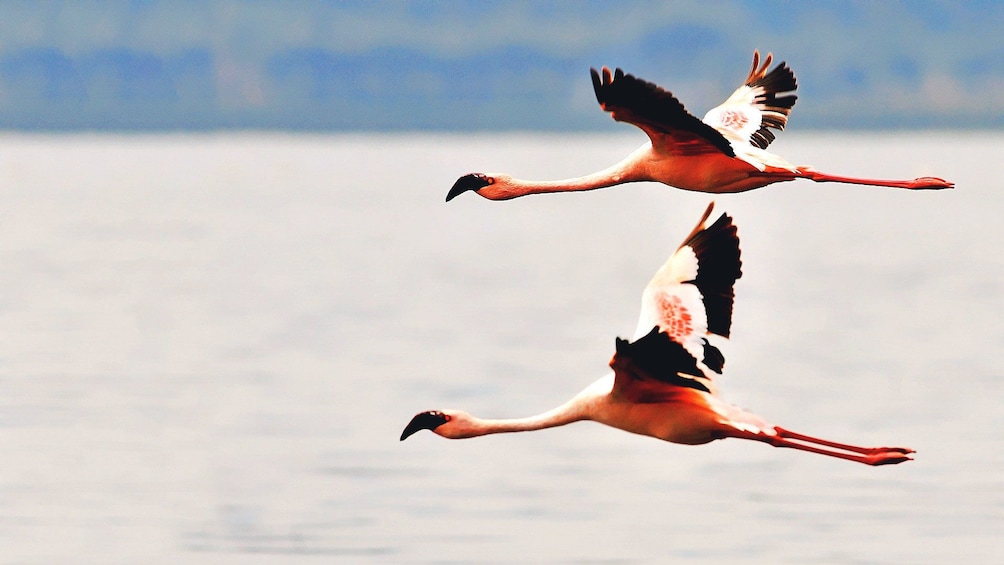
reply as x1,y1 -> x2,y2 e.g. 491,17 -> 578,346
591,67 -> 736,157
700,338 -> 725,374
614,328 -> 711,393
747,61 -> 798,150
681,212 -> 743,338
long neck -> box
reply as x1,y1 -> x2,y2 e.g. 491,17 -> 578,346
468,399 -> 588,436
461,374 -> 615,438
485,144 -> 652,200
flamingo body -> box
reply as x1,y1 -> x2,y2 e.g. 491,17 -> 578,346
571,372 -> 765,446
446,50 -> 953,202
402,203 -> 914,466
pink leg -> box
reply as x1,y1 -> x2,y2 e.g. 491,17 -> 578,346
796,168 -> 954,190
775,427 -> 915,456
728,427 -> 914,466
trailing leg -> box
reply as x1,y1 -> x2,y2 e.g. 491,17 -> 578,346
727,427 -> 914,466
796,167 -> 953,190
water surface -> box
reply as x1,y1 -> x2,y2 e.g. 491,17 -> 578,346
0,132 -> 1001,563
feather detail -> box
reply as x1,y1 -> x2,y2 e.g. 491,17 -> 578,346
633,203 -> 743,379
591,66 -> 736,157
613,328 -> 712,394
679,211 -> 742,338
703,50 -> 798,150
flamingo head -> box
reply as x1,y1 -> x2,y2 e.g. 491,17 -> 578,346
400,409 -> 478,440
446,173 -> 494,201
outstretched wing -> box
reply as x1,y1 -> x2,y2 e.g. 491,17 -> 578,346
633,202 -> 742,378
591,66 -> 735,157
610,327 -> 714,403
702,50 -> 798,150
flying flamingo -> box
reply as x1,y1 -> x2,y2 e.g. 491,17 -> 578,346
445,50 -> 953,202
401,203 -> 914,466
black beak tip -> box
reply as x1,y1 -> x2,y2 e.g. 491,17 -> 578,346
400,410 -> 449,441
446,173 -> 491,202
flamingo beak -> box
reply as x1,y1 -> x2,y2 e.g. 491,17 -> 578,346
446,173 -> 492,202
400,410 -> 450,441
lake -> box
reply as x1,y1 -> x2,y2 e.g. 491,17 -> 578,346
0,132 -> 1001,563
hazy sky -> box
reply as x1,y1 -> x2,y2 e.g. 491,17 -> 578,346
0,1 -> 1001,130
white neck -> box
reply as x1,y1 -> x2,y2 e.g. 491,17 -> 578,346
455,375 -> 615,438
465,399 -> 588,437
482,144 -> 653,200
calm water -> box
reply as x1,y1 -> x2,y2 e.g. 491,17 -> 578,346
0,132 -> 1001,563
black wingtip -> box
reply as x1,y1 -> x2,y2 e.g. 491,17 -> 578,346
400,410 -> 450,441
615,336 -> 631,354
589,64 -> 736,158
750,61 -> 798,95
614,328 -> 712,393
446,173 -> 492,202
681,211 -> 742,338
590,67 -> 603,104
618,327 -> 672,373
700,338 -> 725,374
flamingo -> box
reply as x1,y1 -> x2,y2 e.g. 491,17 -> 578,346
445,50 -> 953,202
401,203 -> 914,466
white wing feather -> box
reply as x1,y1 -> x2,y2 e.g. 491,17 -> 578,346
631,202 -> 742,383
633,243 -> 711,366
702,87 -> 763,147
701,51 -> 800,172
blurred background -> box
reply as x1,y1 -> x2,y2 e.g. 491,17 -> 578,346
1,0 -> 1002,132
0,2 -> 1002,564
